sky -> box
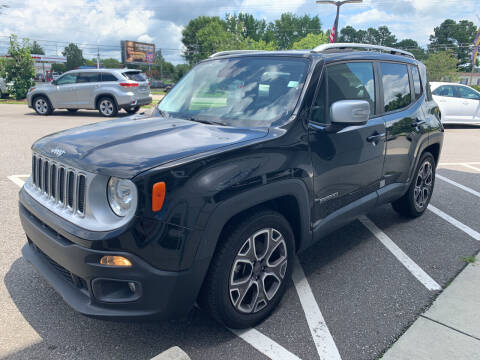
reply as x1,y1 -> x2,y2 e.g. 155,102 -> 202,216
0,0 -> 478,64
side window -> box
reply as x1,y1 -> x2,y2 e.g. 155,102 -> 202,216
432,85 -> 454,97
76,73 -> 100,83
380,62 -> 411,113
101,73 -> 118,82
327,62 -> 375,116
410,66 -> 422,100
455,86 -> 480,100
56,73 -> 77,85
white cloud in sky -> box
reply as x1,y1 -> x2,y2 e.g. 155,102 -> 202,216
0,0 -> 477,63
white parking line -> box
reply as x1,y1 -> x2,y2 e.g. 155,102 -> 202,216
438,162 -> 480,166
461,163 -> 480,172
359,216 -> 442,291
292,257 -> 342,360
7,175 -> 28,188
427,205 -> 480,241
436,174 -> 480,198
230,328 -> 302,360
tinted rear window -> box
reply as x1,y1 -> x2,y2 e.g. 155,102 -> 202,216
123,71 -> 147,82
380,63 -> 411,113
410,66 -> 422,100
77,73 -> 100,83
101,73 -> 118,82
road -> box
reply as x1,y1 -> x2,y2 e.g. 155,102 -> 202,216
1,104 -> 479,360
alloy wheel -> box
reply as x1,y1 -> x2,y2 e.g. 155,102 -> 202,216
99,99 -> 114,116
414,160 -> 433,210
35,99 -> 48,114
229,228 -> 288,314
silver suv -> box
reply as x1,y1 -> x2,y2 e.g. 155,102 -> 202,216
27,69 -> 152,117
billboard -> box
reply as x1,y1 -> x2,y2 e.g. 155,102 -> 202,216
121,40 -> 155,64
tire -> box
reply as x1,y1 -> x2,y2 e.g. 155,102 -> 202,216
125,106 -> 140,114
67,109 -> 78,113
97,97 -> 118,117
200,209 -> 295,329
33,96 -> 53,115
392,152 -> 436,218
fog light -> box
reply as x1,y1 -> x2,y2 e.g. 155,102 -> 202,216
100,255 -> 132,267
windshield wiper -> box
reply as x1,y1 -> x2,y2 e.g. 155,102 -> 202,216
188,117 -> 226,126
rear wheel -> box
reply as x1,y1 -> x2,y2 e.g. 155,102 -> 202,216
200,210 -> 294,329
98,97 -> 118,117
392,152 -> 436,218
33,96 -> 52,115
125,106 -> 140,114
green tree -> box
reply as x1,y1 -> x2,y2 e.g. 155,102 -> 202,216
339,26 -> 367,43
225,13 -> 267,42
29,40 -> 44,55
174,64 -> 191,81
396,39 -> 427,60
425,50 -> 459,82
195,21 -> 239,58
271,13 -> 322,49
292,33 -> 328,49
0,56 -> 7,78
62,43 -> 85,70
102,58 -> 121,68
429,19 -> 477,69
51,63 -> 66,73
339,25 -> 396,46
182,16 -> 226,65
241,38 -> 278,50
4,35 -> 35,99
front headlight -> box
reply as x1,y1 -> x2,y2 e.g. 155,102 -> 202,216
107,177 -> 136,217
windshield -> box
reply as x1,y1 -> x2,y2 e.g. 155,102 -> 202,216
123,71 -> 147,82
158,57 -> 309,127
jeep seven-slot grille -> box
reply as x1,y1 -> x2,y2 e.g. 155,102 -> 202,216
31,154 -> 86,215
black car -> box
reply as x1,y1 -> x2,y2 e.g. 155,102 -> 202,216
19,44 -> 443,329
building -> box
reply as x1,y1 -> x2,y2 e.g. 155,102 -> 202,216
31,54 -> 66,81
457,72 -> 480,86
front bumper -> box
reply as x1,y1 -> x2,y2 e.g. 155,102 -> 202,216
19,201 -> 207,320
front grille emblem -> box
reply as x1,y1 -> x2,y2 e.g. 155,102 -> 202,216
50,148 -> 66,157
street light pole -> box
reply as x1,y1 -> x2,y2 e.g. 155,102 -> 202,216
316,0 -> 363,43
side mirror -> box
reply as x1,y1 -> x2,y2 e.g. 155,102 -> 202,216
330,100 -> 370,125
51,80 -> 57,85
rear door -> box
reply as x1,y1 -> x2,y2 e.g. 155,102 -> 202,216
454,85 -> 480,122
309,61 -> 385,223
380,62 -> 428,186
75,72 -> 100,108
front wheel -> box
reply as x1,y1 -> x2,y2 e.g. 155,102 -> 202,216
392,152 -> 436,217
33,96 -> 53,115
98,97 -> 118,117
200,210 -> 294,329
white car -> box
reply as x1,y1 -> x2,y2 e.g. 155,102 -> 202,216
431,82 -> 480,124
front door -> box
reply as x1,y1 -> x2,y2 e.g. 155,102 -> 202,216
309,61 -> 386,226
51,73 -> 78,108
454,85 -> 480,122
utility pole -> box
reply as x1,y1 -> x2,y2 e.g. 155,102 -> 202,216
316,0 -> 363,43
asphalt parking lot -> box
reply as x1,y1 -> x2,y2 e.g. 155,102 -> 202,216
1,104 -> 479,360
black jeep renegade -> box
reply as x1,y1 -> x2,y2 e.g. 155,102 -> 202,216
19,45 -> 443,329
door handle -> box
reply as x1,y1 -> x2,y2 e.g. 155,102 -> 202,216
411,119 -> 426,127
367,132 -> 386,143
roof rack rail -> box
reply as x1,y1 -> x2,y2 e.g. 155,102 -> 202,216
312,43 -> 415,58
209,50 -> 263,58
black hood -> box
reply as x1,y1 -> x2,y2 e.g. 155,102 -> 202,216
33,116 -> 269,178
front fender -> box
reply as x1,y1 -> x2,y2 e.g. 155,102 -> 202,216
196,178 -> 312,263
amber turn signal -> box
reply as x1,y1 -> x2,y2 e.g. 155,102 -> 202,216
152,182 -> 166,212
100,256 -> 132,267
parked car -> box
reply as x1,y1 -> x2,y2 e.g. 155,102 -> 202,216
0,77 -> 8,98
431,82 -> 480,125
27,69 -> 152,117
19,44 -> 443,329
